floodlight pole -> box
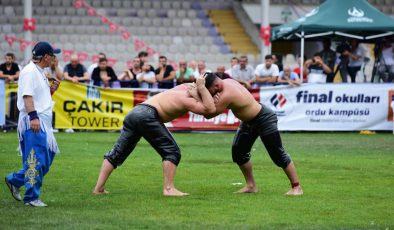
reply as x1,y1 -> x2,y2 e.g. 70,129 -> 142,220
261,0 -> 271,60
24,0 -> 33,64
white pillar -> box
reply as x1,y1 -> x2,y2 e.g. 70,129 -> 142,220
261,0 -> 271,60
24,0 -> 33,64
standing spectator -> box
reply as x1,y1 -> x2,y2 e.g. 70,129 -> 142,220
91,58 -> 118,87
87,52 -> 106,78
216,65 -> 232,79
319,39 -> 337,83
176,59 -> 195,85
63,54 -> 89,84
278,65 -> 300,86
377,38 -> 394,82
231,55 -> 255,88
0,53 -> 20,83
5,41 -> 61,207
137,62 -> 157,88
272,54 -> 283,72
225,56 -> 239,77
344,39 -> 365,83
193,60 -> 211,78
303,53 -> 332,83
155,55 -> 175,89
138,51 -> 154,71
255,54 -> 279,86
336,40 -> 352,82
44,55 -> 63,80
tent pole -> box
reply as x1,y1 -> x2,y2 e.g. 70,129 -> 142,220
261,0 -> 270,60
300,31 -> 304,83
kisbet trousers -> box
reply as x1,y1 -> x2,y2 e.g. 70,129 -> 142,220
6,129 -> 56,203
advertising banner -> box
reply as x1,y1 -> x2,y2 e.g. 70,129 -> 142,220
4,82 -> 18,127
260,84 -> 394,131
53,81 -> 134,130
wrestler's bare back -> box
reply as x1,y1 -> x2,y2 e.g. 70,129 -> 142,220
143,84 -> 203,123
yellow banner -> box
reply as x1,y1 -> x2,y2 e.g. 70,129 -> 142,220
53,81 -> 134,130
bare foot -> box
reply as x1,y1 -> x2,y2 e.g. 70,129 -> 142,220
92,189 -> 110,195
234,186 -> 258,193
163,187 -> 190,197
285,186 -> 303,196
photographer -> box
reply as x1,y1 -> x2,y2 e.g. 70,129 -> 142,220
343,39 -> 365,83
336,40 -> 352,83
303,53 -> 332,83
319,39 -> 336,83
377,38 -> 394,83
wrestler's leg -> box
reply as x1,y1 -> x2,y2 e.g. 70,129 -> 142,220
260,131 -> 303,196
142,121 -> 188,196
232,123 -> 259,193
93,113 -> 142,195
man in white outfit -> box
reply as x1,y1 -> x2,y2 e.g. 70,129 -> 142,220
5,41 -> 61,207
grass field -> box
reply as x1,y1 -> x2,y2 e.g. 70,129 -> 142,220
0,131 -> 393,229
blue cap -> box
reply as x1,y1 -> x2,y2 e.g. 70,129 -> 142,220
32,41 -> 61,58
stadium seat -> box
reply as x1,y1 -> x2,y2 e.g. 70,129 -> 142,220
122,1 -> 132,8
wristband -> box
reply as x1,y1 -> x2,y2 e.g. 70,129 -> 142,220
28,111 -> 39,121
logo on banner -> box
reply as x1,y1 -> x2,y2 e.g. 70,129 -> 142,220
388,91 -> 394,122
347,7 -> 373,23
270,94 -> 287,109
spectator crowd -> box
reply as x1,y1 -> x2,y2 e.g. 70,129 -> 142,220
1,38 -> 394,90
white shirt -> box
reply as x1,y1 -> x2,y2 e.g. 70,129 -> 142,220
87,63 -> 98,77
137,71 -> 157,88
231,64 -> 255,81
348,46 -> 365,67
254,63 -> 279,78
44,65 -> 63,80
17,61 -> 53,121
382,44 -> 394,65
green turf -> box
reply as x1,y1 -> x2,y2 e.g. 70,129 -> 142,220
0,131 -> 393,229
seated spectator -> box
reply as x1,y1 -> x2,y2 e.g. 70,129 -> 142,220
254,54 -> 279,86
87,52 -> 106,78
278,66 -> 300,86
225,56 -> 239,77
193,60 -> 211,78
45,55 -> 63,80
138,51 -> 154,71
216,65 -> 232,79
176,59 -> 195,85
91,58 -> 118,87
137,62 -> 157,88
231,55 -> 255,89
0,53 -> 20,83
303,53 -> 332,83
63,54 -> 89,83
118,57 -> 141,88
319,39 -> 336,83
155,55 -> 175,89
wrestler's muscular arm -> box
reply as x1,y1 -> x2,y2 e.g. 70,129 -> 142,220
23,96 -> 40,133
182,76 -> 215,114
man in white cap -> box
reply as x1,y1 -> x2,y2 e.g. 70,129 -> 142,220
5,41 -> 61,207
